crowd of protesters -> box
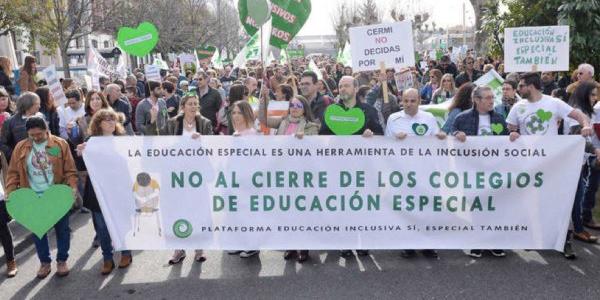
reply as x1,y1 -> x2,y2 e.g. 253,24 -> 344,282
0,50 -> 598,279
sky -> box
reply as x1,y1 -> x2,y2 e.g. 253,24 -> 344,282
298,0 -> 475,36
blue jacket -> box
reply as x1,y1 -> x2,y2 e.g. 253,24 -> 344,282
451,108 -> 508,136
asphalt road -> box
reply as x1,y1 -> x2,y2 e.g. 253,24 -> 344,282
2,211 -> 600,300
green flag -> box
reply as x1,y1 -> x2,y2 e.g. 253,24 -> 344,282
233,32 -> 261,68
211,49 -> 223,69
269,0 -> 311,49
308,59 -> 322,80
153,57 -> 168,70
238,0 -> 271,37
267,51 -> 276,64
279,48 -> 289,64
436,49 -> 444,60
339,41 -> 352,67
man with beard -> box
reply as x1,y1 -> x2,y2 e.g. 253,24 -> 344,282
299,71 -> 333,125
319,76 -> 383,258
135,80 -> 168,135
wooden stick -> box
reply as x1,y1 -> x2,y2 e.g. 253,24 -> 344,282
286,55 -> 298,97
379,61 -> 390,104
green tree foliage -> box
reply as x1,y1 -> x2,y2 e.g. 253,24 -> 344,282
558,0 -> 600,74
481,0 -> 600,75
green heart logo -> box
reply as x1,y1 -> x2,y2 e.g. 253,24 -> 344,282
238,0 -> 271,37
491,123 -> 504,135
269,0 -> 311,49
47,146 -> 60,157
117,22 -> 159,57
411,123 -> 429,136
7,185 -> 74,238
536,109 -> 553,122
324,105 -> 366,135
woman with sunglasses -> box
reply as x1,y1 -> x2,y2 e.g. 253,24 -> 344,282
257,87 -> 318,263
258,85 -> 320,138
165,94 -> 213,265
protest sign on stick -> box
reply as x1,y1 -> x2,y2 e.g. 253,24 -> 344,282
504,26 -> 569,72
379,62 -> 390,104
41,64 -> 68,108
349,21 -> 415,72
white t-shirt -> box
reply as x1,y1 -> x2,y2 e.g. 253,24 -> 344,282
385,110 -> 440,137
478,114 -> 492,136
506,95 -> 574,136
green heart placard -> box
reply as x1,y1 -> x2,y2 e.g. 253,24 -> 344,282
412,123 -> 429,136
7,185 -> 74,238
238,0 -> 271,37
117,22 -> 159,57
536,109 -> 553,122
491,123 -> 504,135
269,0 -> 311,49
324,105 -> 365,135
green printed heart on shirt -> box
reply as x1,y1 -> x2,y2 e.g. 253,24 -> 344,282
117,22 -> 159,57
324,105 -> 366,135
491,123 -> 504,135
46,146 -> 60,157
7,185 -> 74,239
412,123 -> 429,136
536,109 -> 553,122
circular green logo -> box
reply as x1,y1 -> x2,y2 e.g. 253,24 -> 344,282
172,219 -> 193,238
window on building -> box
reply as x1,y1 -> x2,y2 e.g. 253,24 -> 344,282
104,41 -> 109,48
92,40 -> 98,48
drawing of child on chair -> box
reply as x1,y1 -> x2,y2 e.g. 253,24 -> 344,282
132,172 -> 163,237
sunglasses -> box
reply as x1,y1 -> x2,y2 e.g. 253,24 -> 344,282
289,102 -> 304,109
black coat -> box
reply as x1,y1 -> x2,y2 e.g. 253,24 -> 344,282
196,87 -> 222,130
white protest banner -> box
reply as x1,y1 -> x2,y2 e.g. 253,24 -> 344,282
144,64 -> 161,82
83,135 -> 582,251
474,69 -> 506,106
86,42 -> 127,81
349,21 -> 415,72
504,26 -> 569,72
41,64 -> 67,108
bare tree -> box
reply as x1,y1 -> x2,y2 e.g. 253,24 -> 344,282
331,1 -> 359,50
357,0 -> 382,25
390,2 -> 431,49
29,0 -> 123,78
210,0 -> 242,59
